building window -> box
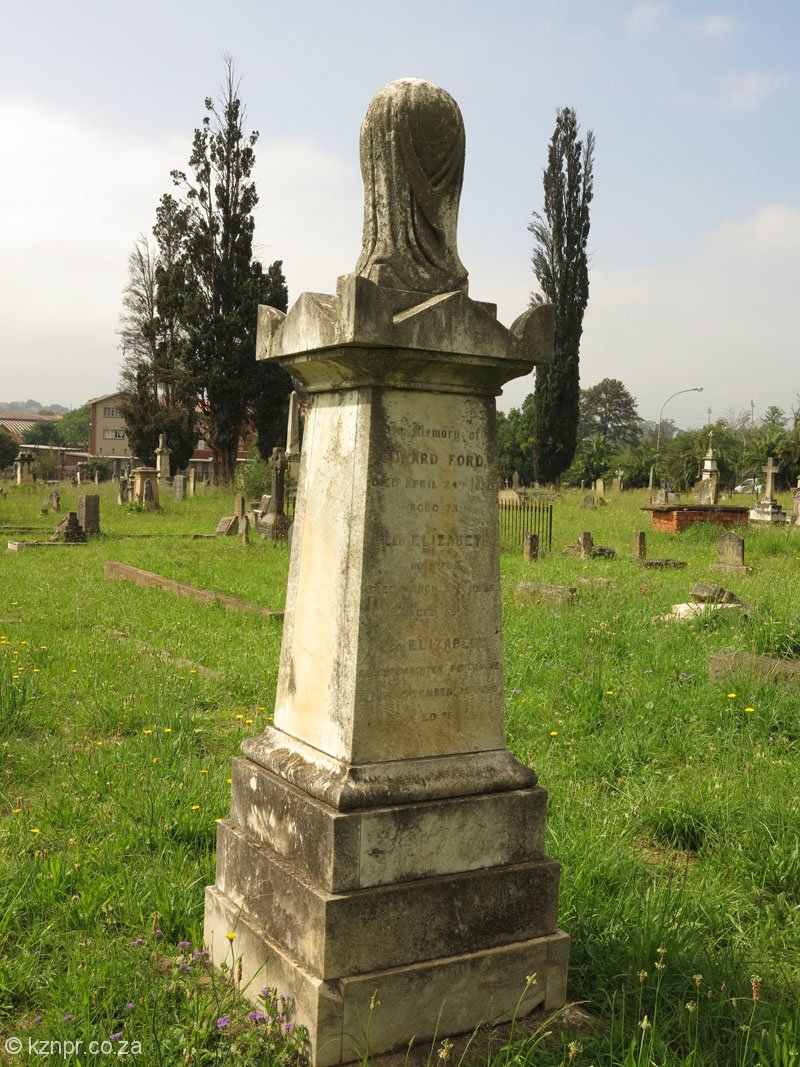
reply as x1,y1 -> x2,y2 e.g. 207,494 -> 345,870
103,428 -> 127,440
103,406 -> 123,418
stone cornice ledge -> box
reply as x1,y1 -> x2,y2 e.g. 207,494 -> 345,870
256,274 -> 553,396
242,726 -> 537,811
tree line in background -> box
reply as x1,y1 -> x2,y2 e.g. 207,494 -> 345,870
119,60 -> 292,483
499,377 -> 800,490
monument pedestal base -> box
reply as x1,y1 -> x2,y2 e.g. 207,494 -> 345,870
205,750 -> 568,1065
749,503 -> 789,524
205,884 -> 568,1067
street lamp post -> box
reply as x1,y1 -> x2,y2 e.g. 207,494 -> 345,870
648,386 -> 704,495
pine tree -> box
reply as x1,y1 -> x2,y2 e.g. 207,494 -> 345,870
529,108 -> 595,483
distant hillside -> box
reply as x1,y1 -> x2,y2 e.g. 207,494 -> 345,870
0,400 -> 69,415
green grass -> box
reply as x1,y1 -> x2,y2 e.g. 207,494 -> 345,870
1,482 -> 800,1065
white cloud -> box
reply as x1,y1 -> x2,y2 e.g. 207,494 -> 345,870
0,100 -> 359,406
689,13 -> 736,39
628,2 -> 669,31
500,203 -> 800,423
725,71 -> 789,111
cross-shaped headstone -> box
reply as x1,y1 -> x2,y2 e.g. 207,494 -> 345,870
763,456 -> 779,502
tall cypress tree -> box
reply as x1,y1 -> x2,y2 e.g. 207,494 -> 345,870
529,108 -> 595,483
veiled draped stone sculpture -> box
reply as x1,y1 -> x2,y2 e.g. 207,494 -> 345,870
355,78 -> 467,295
205,78 -> 567,1066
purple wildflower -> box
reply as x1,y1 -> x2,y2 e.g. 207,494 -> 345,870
153,927 -> 164,939
178,963 -> 190,974
131,937 -> 145,947
247,1010 -> 267,1024
216,1015 -> 231,1031
110,1031 -> 124,1042
192,948 -> 209,961
284,1022 -> 294,1034
177,940 -> 192,951
33,1013 -> 42,1025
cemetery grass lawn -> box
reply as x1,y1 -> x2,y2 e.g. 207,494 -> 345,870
1,484 -> 800,1064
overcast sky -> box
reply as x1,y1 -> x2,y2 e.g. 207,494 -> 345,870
1,0 -> 797,427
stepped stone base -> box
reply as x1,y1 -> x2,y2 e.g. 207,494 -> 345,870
205,885 -> 568,1067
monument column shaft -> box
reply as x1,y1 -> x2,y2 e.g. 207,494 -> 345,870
275,382 -> 505,765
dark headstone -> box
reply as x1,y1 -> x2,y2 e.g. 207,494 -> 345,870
78,494 -> 100,535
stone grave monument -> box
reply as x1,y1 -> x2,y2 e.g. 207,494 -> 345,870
749,457 -> 788,524
633,530 -> 646,560
512,469 -> 521,490
131,467 -> 160,510
594,477 -> 606,500
78,494 -> 100,536
155,434 -> 171,484
204,77 -> 567,1063
117,475 -> 130,506
257,447 -> 290,540
523,531 -> 540,561
48,489 -> 61,512
14,450 -> 34,485
50,512 -> 86,543
174,474 -> 186,502
793,478 -> 800,526
711,532 -> 752,575
694,433 -> 719,506
188,467 -> 197,498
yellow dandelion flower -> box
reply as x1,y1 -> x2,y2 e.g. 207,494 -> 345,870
745,706 -> 755,713
234,714 -> 244,721
549,730 -> 559,737
226,778 -> 232,785
70,668 -> 77,673
191,804 -> 200,811
143,729 -> 153,736
226,931 -> 236,942
200,768 -> 208,775
12,808 -> 22,814
30,827 -> 41,834
163,727 -> 172,734
152,757 -> 161,764
727,693 -> 737,699
244,719 -> 254,725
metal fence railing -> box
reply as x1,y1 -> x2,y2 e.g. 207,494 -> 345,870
498,498 -> 554,553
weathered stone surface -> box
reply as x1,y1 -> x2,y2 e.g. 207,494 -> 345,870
230,757 -> 547,892
242,728 -> 535,811
131,467 -> 160,510
750,456 -> 789,523
50,512 -> 86,543
205,886 -> 569,1067
633,531 -> 646,560
640,559 -> 688,569
216,819 -> 561,979
208,77 -> 566,1064
215,516 -> 237,536
173,474 -> 186,501
104,560 -> 282,618
523,532 -> 539,561
709,650 -> 800,685
78,494 -> 100,535
515,581 -> 577,604
711,532 -> 751,574
689,582 -> 743,605
661,602 -> 747,622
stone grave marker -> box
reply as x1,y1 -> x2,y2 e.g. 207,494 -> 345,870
750,456 -> 788,524
633,530 -> 646,560
205,78 -> 567,1062
132,467 -> 160,510
49,490 -> 61,512
258,448 -> 289,540
594,477 -> 606,500
78,494 -> 100,535
14,450 -> 34,485
155,433 -> 171,483
511,469 -> 520,490
117,476 -> 130,505
188,467 -> 197,497
173,474 -> 186,501
578,531 -> 594,559
523,531 -> 539,561
711,532 -> 751,575
50,512 -> 86,543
